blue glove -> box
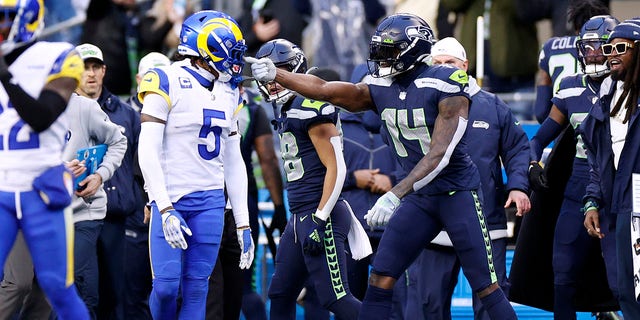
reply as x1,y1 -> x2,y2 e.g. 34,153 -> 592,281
303,214 -> 327,256
237,227 -> 255,269
244,56 -> 276,82
161,209 -> 192,250
364,191 -> 401,228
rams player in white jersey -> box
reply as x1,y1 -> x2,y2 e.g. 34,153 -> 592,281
0,0 -> 90,319
137,10 -> 254,320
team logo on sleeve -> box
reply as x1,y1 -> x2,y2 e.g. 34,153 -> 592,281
179,77 -> 192,89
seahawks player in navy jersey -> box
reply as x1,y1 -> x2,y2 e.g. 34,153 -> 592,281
248,13 -> 516,319
253,39 -> 369,320
534,0 -> 610,123
532,15 -> 621,318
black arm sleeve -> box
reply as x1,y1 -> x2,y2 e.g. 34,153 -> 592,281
1,77 -> 68,133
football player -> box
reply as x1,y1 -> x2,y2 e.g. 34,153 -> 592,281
0,0 -> 89,318
248,13 -> 516,320
534,0 -> 609,122
253,38 -> 369,320
137,10 -> 254,319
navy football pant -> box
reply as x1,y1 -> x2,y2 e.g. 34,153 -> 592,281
268,200 -> 360,320
361,191 -> 504,320
0,190 -> 90,319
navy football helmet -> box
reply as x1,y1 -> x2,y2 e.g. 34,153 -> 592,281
177,10 -> 246,83
255,38 -> 307,104
577,15 -> 619,78
0,0 -> 44,54
368,13 -> 435,78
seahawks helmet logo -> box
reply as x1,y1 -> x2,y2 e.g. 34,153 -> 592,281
405,26 -> 433,42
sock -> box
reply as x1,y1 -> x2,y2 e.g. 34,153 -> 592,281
358,285 -> 393,320
554,284 -> 577,320
479,287 -> 517,320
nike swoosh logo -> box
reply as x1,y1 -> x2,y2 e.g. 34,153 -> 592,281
299,215 -> 308,222
144,78 -> 152,82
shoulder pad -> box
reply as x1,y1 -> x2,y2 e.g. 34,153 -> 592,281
138,68 -> 170,106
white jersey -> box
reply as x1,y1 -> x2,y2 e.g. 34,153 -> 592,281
0,42 -> 79,191
138,60 -> 242,202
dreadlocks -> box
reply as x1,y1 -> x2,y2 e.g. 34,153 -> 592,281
610,40 -> 640,123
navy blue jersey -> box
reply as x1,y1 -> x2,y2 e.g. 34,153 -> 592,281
551,74 -> 600,176
367,64 -> 479,195
277,96 -> 338,212
539,36 -> 580,94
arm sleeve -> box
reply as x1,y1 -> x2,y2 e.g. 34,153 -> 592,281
4,84 -> 68,133
315,136 -> 346,221
138,94 -> 172,210
534,84 -> 553,123
224,133 -> 250,228
530,117 -> 564,162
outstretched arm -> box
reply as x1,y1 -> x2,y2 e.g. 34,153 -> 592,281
392,95 -> 469,198
246,56 -> 374,112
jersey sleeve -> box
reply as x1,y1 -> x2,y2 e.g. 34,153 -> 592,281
138,68 -> 171,107
46,48 -> 84,85
551,75 -> 581,117
431,65 -> 471,103
298,98 -> 338,131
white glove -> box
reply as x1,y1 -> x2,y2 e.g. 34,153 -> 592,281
364,191 -> 401,228
161,209 -> 192,250
244,56 -> 276,82
237,227 -> 255,269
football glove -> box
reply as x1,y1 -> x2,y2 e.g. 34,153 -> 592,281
303,214 -> 327,256
528,161 -> 548,192
244,56 -> 276,82
365,191 -> 400,228
237,227 -> 255,269
161,209 -> 192,250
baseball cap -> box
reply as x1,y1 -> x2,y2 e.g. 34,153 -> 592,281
431,37 -> 467,62
75,43 -> 104,64
138,52 -> 171,76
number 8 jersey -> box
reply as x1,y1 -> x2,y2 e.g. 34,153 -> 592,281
277,96 -> 338,213
138,60 -> 241,202
0,42 -> 81,192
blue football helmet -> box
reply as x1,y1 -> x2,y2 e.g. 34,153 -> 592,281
368,13 -> 435,78
255,38 -> 307,104
577,15 -> 619,78
0,0 -> 44,54
177,10 -> 246,83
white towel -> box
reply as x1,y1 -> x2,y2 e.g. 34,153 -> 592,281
344,200 -> 372,260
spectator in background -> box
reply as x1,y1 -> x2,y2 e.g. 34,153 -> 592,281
81,0 -> 135,95
292,0 -> 386,80
514,0 -> 610,37
76,43 -> 146,320
42,0 -> 87,44
122,51 -> 171,320
440,0 -> 538,96
128,51 -> 172,112
534,0 -> 610,123
406,36 -> 531,320
237,0 -> 307,58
